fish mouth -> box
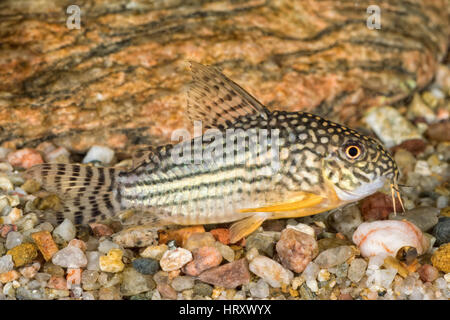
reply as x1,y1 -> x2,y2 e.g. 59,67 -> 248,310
332,177 -> 386,202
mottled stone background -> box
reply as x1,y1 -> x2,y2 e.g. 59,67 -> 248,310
0,0 -> 448,156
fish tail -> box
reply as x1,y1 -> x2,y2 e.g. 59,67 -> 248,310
26,163 -> 125,225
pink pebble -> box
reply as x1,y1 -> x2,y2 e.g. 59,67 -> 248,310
7,148 -> 43,169
183,246 -> 222,276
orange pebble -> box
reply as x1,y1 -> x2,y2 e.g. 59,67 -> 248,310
0,270 -> 20,283
210,228 -> 230,245
159,226 -> 206,247
66,268 -> 82,288
31,231 -> 59,261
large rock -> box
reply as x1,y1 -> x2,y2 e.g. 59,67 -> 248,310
0,0 -> 447,153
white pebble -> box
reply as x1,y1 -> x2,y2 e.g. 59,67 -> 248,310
0,176 -> 13,192
82,145 -> 115,164
5,231 -> 23,249
0,255 -> 14,273
302,261 -> 320,281
52,246 -> 87,268
86,251 -> 101,271
249,256 -> 293,288
160,248 -> 192,272
249,279 -> 270,299
53,219 -> 76,242
98,239 -> 120,254
286,223 -> 315,237
368,254 -> 388,270
306,279 -> 318,292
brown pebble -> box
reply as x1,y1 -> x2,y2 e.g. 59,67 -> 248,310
47,275 -> 68,290
210,228 -> 230,245
89,223 -> 114,237
338,293 -> 353,300
360,192 -> 402,221
418,264 -> 439,282
426,121 -> 450,142
391,139 -> 427,156
158,226 -> 205,247
7,243 -> 38,267
183,246 -> 223,276
32,231 -> 59,261
276,228 -> 319,273
197,259 -> 250,289
157,283 -> 177,299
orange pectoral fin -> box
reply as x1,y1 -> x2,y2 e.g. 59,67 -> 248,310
229,213 -> 270,244
239,191 -> 324,213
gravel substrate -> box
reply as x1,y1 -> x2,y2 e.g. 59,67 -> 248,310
0,65 -> 449,300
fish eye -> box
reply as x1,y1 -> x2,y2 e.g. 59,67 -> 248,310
345,145 -> 362,159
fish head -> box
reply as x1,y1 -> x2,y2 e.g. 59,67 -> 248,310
322,126 -> 399,203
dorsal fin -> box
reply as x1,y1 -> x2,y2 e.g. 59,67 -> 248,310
187,61 -> 269,130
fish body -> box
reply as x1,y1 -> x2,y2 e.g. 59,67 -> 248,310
27,62 -> 400,242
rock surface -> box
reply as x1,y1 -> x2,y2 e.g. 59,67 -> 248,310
0,0 -> 447,153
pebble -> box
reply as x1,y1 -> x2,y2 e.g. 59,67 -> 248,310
120,267 -> 154,296
366,268 -> 397,289
0,270 -> 20,283
52,219 -> 76,242
47,275 -> 67,290
383,256 -> 409,278
159,248 -> 192,272
314,246 -> 354,268
199,259 -> 250,289
246,231 -> 279,258
183,232 -> 216,251
249,278 -> 270,299
210,228 -> 230,244
7,148 -> 43,169
159,226 -> 205,247
51,246 -> 87,269
347,258 -> 367,283
140,244 -> 168,260
81,270 -> 100,291
418,264 -> 439,282
317,238 -> 351,252
45,147 -> 70,163
183,246 -> 222,276
112,225 -> 158,248
31,231 -> 59,261
132,258 -> 159,275
2,208 -> 23,225
0,176 -> 13,192
98,239 -> 120,254
43,262 -> 64,277
193,282 -> 213,297
276,228 -> 319,273
20,179 -> 41,194
66,268 -> 82,288
286,223 -> 316,237
171,276 -> 195,292
68,239 -> 87,252
7,243 -> 38,267
214,241 -> 235,262
86,251 -> 101,271
433,217 -> 450,245
5,231 -> 23,250
34,195 -> 61,211
82,145 -> 115,164
99,249 -> 125,273
394,149 -> 416,175
426,121 -> 450,142
0,224 -> 17,238
364,106 -> 422,148
328,205 -> 363,239
408,93 -> 436,123
19,264 -> 39,279
89,223 -> 114,237
0,255 -> 14,273
389,207 -> 439,232
157,283 -> 177,299
99,286 -> 122,300
431,243 -> 450,273
360,192 -> 402,221
249,256 -> 293,288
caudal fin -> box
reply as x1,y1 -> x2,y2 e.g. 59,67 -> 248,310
26,163 -> 124,225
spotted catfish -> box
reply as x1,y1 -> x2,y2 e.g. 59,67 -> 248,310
27,62 -> 403,243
